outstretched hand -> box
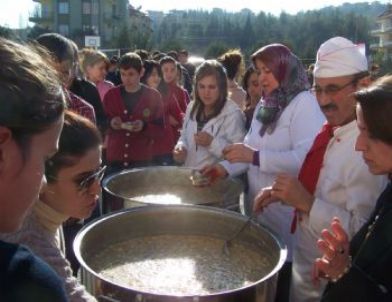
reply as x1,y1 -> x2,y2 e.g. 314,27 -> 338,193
200,164 -> 228,183
173,146 -> 187,163
269,174 -> 314,213
313,217 -> 351,285
222,143 -> 255,163
253,186 -> 277,213
194,131 -> 213,147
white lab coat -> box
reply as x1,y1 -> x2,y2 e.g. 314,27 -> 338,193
175,99 -> 246,169
290,120 -> 387,302
221,90 -> 325,261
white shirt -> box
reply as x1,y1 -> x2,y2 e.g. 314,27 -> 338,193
290,120 -> 387,302
176,99 -> 246,169
221,90 -> 325,261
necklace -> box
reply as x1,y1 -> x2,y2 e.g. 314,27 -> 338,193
353,205 -> 385,263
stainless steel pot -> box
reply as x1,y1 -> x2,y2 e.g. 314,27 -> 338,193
74,205 -> 287,302
102,166 -> 243,212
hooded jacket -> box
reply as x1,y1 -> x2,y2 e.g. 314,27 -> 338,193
176,99 -> 246,169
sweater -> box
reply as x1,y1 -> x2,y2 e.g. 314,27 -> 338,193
103,84 -> 165,165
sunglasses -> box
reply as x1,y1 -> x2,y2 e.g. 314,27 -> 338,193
77,165 -> 107,191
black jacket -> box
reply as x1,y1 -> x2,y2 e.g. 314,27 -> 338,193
70,78 -> 108,133
322,182 -> 392,301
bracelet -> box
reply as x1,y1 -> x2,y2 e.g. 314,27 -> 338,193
331,255 -> 352,283
253,150 -> 260,166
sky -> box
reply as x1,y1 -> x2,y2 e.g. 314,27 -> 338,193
0,0 -> 390,29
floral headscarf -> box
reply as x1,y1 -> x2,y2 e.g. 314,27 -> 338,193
253,44 -> 310,136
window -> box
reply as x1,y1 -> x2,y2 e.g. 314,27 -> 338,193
58,2 -> 69,14
42,5 -> 50,18
59,24 -> 69,36
83,2 -> 91,14
82,25 -> 99,35
92,1 -> 99,15
91,25 -> 99,35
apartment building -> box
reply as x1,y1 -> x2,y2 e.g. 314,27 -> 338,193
371,4 -> 392,59
29,0 -> 129,47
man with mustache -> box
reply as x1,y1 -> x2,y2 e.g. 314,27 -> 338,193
253,37 -> 387,302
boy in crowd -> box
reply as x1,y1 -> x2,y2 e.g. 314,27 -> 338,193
103,52 -> 165,172
179,49 -> 196,81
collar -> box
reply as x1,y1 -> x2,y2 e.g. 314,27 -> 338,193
332,119 -> 357,138
33,200 -> 69,235
228,79 -> 239,89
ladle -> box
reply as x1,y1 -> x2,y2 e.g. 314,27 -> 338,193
223,213 -> 257,256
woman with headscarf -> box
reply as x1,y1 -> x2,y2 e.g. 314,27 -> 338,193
203,44 -> 324,301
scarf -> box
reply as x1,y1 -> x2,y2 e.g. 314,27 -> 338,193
256,51 -> 310,136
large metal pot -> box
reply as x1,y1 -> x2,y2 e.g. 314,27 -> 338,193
74,205 -> 287,302
102,166 -> 243,211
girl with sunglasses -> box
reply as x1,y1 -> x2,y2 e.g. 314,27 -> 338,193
1,111 -> 102,302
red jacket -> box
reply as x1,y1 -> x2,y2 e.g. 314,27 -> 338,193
168,83 -> 190,113
152,90 -> 184,156
103,85 -> 165,165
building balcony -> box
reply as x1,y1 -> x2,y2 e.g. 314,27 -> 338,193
370,41 -> 392,49
371,26 -> 392,35
370,43 -> 379,49
103,13 -> 121,21
29,11 -> 53,23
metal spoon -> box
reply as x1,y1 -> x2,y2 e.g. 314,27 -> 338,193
222,213 -> 257,256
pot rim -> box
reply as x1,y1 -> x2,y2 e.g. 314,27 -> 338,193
74,205 -> 288,298
101,166 -> 243,206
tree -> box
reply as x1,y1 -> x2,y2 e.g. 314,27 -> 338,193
160,39 -> 184,52
0,25 -> 14,39
239,14 -> 255,49
204,41 -> 228,59
27,25 -> 51,40
115,25 -> 132,49
147,2 -> 386,60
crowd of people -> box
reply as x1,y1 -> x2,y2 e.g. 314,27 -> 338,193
0,31 -> 392,302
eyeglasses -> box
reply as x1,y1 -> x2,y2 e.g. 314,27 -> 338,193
311,80 -> 355,97
77,165 -> 107,191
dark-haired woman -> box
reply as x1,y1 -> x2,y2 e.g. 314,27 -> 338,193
173,60 -> 245,169
1,111 -> 101,302
160,56 -> 190,113
0,38 -> 67,301
314,75 -> 392,301
242,66 -> 262,130
142,60 -> 183,165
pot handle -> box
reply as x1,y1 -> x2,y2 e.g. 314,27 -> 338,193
97,295 -> 121,302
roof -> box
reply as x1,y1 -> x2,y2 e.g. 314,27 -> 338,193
378,4 -> 392,18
